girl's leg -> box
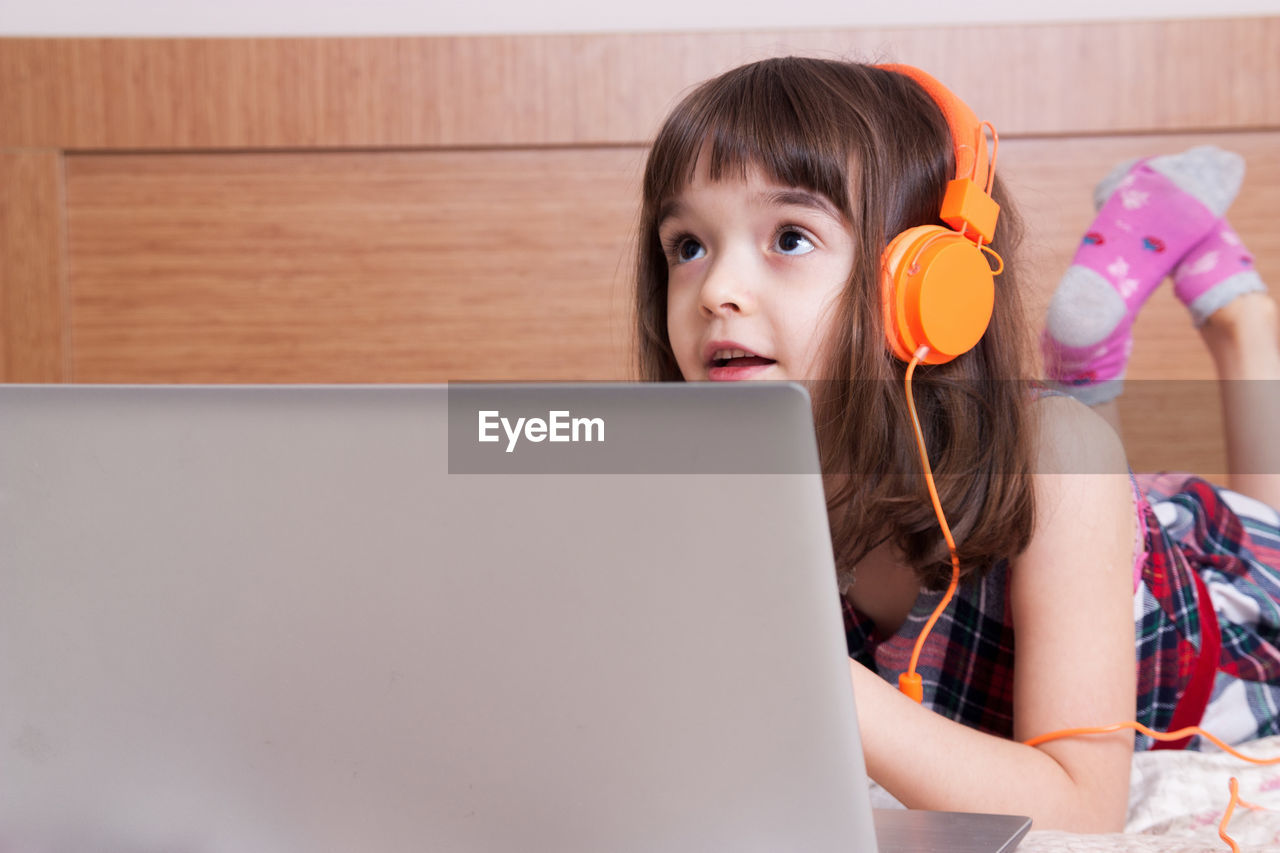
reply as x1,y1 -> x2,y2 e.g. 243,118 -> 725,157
1078,295 -> 1280,505
1165,212 -> 1273,501
1199,292 -> 1280,507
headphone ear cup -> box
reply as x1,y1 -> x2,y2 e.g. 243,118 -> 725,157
881,226 -> 995,365
881,225 -> 938,361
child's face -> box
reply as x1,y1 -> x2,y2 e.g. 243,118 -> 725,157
660,160 -> 856,382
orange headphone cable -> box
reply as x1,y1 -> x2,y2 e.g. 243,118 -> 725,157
1024,721 -> 1278,853
1022,720 -> 1280,764
898,347 -> 962,702
1221,777 -> 1268,853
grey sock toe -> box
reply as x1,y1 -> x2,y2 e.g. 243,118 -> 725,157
1093,156 -> 1142,211
1148,145 -> 1245,218
1045,265 -> 1130,349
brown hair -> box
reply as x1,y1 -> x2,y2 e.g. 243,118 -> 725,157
635,57 -> 1037,589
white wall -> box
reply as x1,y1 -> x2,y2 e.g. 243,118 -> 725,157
1,0 -> 1278,36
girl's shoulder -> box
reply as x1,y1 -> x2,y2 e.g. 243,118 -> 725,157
1027,392 -> 1129,479
1014,392 -> 1138,592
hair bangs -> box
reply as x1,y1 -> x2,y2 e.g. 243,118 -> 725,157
644,60 -> 857,222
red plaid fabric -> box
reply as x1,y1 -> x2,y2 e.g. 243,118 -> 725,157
844,473 -> 1280,750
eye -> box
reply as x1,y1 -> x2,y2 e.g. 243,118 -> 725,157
775,228 -> 815,256
678,238 -> 706,263
663,234 -> 706,265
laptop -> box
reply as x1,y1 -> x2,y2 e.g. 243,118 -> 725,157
0,383 -> 1029,852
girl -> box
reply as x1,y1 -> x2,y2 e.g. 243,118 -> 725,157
633,56 -> 1280,833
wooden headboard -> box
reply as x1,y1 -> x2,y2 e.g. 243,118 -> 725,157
2,18 -> 1278,473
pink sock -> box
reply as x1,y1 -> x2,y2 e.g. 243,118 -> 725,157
1173,221 -> 1265,326
1042,147 -> 1243,403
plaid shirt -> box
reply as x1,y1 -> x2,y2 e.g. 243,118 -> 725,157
844,474 -> 1280,750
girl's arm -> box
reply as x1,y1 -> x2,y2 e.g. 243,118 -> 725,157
850,395 -> 1137,832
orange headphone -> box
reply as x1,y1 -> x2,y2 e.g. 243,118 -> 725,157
878,64 -> 1003,366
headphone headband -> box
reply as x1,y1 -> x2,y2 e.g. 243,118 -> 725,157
878,64 -> 989,191
875,63 -> 1002,366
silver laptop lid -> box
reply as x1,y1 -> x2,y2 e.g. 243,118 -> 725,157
1,383 -> 877,852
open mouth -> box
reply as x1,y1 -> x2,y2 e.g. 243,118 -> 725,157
709,348 -> 776,369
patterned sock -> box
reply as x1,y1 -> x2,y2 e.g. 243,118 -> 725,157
1041,146 -> 1244,403
1172,220 -> 1266,326
1097,154 -> 1264,328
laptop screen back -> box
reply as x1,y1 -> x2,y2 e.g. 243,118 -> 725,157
0,383 -> 876,852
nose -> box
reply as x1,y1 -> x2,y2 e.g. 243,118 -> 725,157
698,251 -> 756,318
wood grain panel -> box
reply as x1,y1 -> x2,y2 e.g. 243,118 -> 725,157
12,21 -> 1280,479
66,147 -> 644,382
0,149 -> 66,381
64,130 -> 1279,473
3,18 -> 1278,150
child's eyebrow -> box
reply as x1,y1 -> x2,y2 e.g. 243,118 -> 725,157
656,199 -> 685,229
760,189 -> 841,219
654,188 -> 839,230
